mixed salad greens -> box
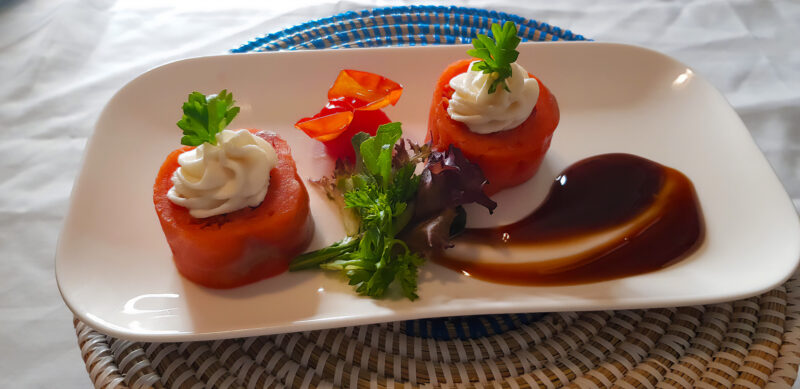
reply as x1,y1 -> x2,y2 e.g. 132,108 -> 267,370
289,123 -> 495,300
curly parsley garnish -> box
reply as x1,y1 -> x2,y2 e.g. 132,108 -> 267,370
177,90 -> 240,146
290,123 -> 425,300
467,22 -> 521,94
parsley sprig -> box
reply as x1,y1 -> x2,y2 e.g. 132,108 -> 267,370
467,22 -> 521,94
290,123 -> 426,300
177,90 -> 240,146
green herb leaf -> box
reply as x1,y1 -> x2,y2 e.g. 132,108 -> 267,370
466,21 -> 521,94
290,122 -> 424,300
359,122 -> 402,187
177,90 -> 240,146
392,249 -> 425,300
288,236 -> 360,271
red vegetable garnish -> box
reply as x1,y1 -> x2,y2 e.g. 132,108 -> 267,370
295,110 -> 354,142
295,70 -> 403,162
327,70 -> 403,111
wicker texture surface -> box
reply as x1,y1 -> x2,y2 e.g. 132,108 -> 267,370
231,5 -> 587,53
73,6 -> 800,388
74,273 -> 800,388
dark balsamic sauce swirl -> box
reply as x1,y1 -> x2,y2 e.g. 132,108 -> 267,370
436,153 -> 705,285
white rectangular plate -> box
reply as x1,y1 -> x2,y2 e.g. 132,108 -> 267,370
56,42 -> 800,341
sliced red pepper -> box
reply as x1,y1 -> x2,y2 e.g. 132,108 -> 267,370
295,111 -> 354,142
295,70 -> 403,159
327,70 -> 403,111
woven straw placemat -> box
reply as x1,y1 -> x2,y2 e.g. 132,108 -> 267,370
74,274 -> 800,388
73,6 -> 800,388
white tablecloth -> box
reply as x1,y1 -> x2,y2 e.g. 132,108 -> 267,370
1,0 -> 798,387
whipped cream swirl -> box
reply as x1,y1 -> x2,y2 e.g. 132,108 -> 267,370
167,129 -> 278,218
447,61 -> 540,134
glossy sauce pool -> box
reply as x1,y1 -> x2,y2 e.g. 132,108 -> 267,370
435,153 -> 705,285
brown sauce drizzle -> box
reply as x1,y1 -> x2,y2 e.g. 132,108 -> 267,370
435,153 -> 705,285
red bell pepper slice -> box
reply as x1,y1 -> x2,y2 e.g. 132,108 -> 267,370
295,70 -> 403,143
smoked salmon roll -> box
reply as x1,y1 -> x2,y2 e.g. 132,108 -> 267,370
154,130 -> 312,288
427,23 -> 560,195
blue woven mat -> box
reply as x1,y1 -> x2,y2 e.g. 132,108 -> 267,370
233,5 -> 584,340
232,5 -> 586,53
